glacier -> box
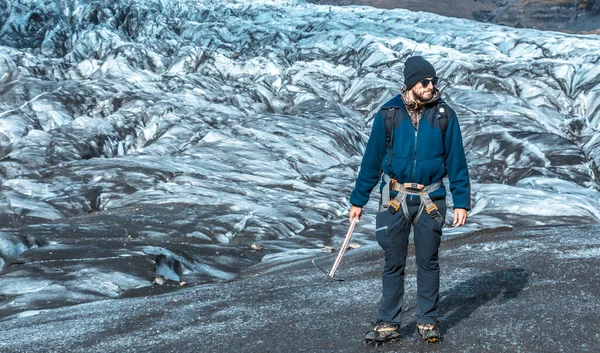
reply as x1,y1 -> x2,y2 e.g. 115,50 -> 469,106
0,0 -> 599,316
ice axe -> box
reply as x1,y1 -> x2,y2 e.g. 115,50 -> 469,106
312,218 -> 358,282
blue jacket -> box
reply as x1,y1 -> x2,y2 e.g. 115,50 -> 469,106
350,94 -> 471,210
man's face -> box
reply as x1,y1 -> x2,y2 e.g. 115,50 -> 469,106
410,77 -> 438,102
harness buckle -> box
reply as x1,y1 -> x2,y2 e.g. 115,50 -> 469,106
425,203 -> 440,218
404,182 -> 424,192
388,178 -> 398,191
387,199 -> 401,214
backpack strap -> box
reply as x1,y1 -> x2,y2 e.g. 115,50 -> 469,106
383,107 -> 398,166
383,107 -> 397,146
435,102 -> 449,145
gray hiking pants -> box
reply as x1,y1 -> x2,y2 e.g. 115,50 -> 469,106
375,198 -> 447,326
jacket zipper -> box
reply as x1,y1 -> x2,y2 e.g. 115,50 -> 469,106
412,127 -> 418,181
397,103 -> 420,182
409,114 -> 421,204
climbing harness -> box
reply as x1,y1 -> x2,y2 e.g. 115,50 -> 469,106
380,174 -> 445,227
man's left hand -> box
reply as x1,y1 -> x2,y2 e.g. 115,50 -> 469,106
452,208 -> 468,227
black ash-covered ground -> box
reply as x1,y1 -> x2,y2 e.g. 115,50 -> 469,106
1,223 -> 598,353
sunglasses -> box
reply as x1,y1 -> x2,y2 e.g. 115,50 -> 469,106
418,77 -> 439,87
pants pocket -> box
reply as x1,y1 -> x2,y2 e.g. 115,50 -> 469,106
375,225 -> 389,235
375,210 -> 396,236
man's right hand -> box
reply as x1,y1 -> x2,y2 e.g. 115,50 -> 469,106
349,206 -> 362,223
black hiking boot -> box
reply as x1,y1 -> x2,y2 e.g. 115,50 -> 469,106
417,323 -> 440,344
365,321 -> 401,347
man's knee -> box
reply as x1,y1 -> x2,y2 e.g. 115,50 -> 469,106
383,250 -> 408,271
416,255 -> 440,271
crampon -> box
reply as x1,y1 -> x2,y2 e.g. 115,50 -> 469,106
417,323 -> 441,344
364,321 -> 401,347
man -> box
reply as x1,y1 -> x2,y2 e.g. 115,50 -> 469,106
349,56 -> 470,344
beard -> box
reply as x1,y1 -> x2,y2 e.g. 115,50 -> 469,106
413,88 -> 434,102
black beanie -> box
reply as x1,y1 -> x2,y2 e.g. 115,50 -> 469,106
404,56 -> 437,89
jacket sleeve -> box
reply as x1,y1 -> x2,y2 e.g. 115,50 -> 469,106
444,110 -> 471,210
349,111 -> 388,207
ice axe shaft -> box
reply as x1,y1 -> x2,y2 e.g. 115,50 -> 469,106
328,218 -> 357,277
312,218 -> 359,281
